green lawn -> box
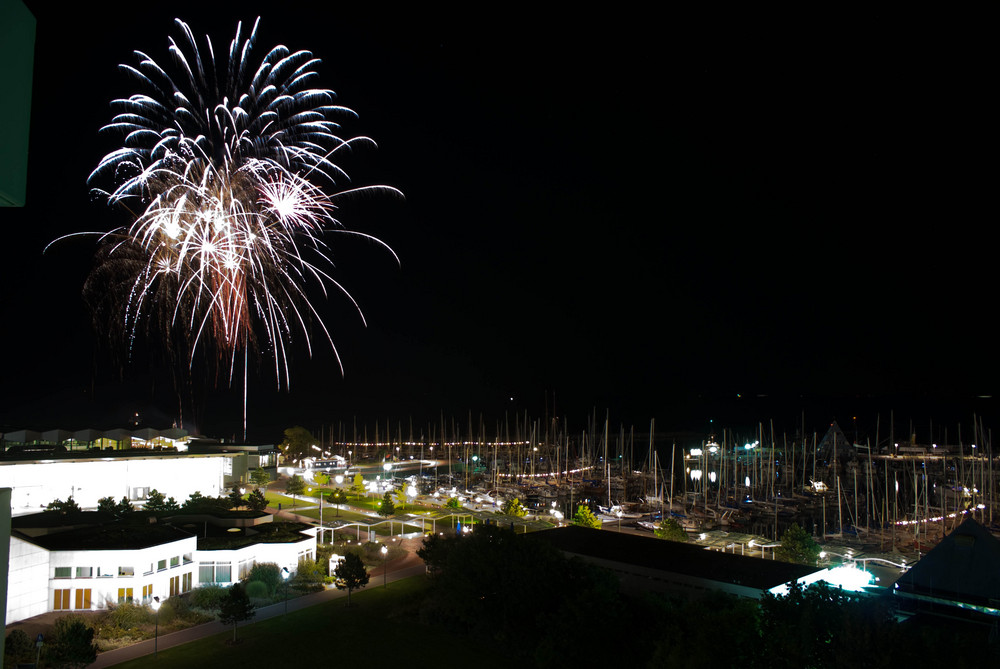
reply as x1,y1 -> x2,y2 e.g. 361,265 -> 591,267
111,577 -> 510,669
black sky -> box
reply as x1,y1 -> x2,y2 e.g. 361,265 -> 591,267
1,4 -> 994,442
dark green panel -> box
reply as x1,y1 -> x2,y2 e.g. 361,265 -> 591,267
0,0 -> 36,207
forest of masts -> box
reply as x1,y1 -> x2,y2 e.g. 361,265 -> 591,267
316,410 -> 997,542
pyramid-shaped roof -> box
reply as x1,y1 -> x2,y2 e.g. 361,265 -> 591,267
894,516 -> 1000,607
816,421 -> 855,463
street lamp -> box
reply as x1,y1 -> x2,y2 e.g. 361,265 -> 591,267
282,567 -> 290,615
151,596 -> 161,658
380,545 -> 388,589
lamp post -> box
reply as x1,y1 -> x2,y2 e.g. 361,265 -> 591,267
381,545 -> 388,589
282,567 -> 290,615
151,596 -> 161,658
35,634 -> 43,667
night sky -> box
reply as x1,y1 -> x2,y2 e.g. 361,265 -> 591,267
2,4 -> 994,443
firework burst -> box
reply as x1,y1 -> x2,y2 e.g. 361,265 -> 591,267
84,17 -> 400,388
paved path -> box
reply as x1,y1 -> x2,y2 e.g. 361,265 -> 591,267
91,561 -> 425,668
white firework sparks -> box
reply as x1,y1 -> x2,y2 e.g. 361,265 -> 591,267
83,17 -> 400,388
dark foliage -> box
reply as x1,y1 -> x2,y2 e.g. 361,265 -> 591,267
218,583 -> 256,643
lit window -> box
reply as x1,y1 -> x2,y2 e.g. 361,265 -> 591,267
54,567 -> 71,579
75,567 -> 93,578
118,566 -> 134,577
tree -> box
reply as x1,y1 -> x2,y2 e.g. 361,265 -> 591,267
285,474 -> 306,507
218,583 -> 256,644
246,488 -> 267,512
501,497 -> 527,517
758,580 -> 900,668
313,471 -> 330,485
774,523 -> 820,565
416,532 -> 455,574
144,489 -> 168,512
250,467 -> 271,488
393,486 -> 408,510
46,497 -> 82,515
572,505 -> 602,529
279,426 -> 318,465
378,491 -> 396,517
654,517 -> 688,542
115,496 -> 134,519
333,552 -> 370,606
328,489 -> 346,508
48,616 -> 98,668
349,473 -> 366,499
181,491 -> 227,514
444,496 -> 461,510
227,486 -> 245,510
97,496 -> 117,515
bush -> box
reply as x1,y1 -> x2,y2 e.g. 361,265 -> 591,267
245,580 -> 270,600
190,585 -> 229,611
292,558 -> 325,592
49,616 -> 98,668
106,601 -> 151,628
5,629 -> 33,667
244,562 -> 282,597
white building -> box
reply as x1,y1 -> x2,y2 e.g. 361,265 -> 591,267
0,453 -> 239,516
6,512 -> 316,625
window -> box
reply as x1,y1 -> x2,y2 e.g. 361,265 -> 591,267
238,558 -> 255,580
117,588 -> 134,604
182,553 -> 193,565
182,572 -> 192,593
118,566 -> 134,577
53,589 -> 70,610
170,556 -> 180,568
169,575 -> 180,597
97,567 -> 113,578
157,559 -> 167,572
142,584 -> 154,601
198,562 -> 232,584
75,567 -> 93,578
54,567 -> 71,579
75,589 -> 92,610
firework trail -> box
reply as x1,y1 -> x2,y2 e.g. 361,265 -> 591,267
83,17 -> 400,390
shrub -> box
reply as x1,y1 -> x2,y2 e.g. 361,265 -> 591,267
190,585 -> 229,611
292,558 -> 325,592
245,580 -> 270,600
244,562 -> 282,597
5,629 -> 33,666
106,601 -> 151,628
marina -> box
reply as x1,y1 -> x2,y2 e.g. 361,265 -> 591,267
305,411 -> 999,564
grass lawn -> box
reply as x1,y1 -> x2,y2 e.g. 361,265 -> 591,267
111,577 -> 511,669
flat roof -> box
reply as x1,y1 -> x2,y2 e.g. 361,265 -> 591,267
532,525 -> 818,592
0,451 -> 241,466
13,518 -> 194,551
